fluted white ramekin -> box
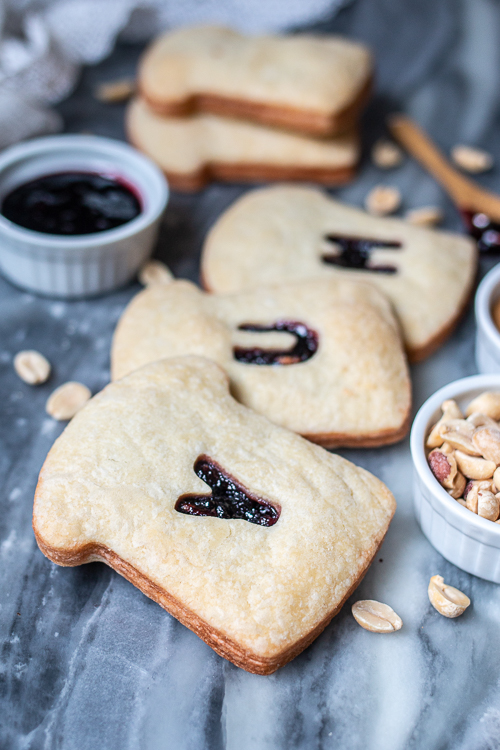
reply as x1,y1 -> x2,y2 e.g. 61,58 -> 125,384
0,135 -> 168,298
411,374 -> 500,583
475,263 -> 500,374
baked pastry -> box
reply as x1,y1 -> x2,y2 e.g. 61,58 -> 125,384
201,185 -> 477,361
138,25 -> 372,136
126,98 -> 360,191
111,278 -> 411,447
33,356 -> 396,674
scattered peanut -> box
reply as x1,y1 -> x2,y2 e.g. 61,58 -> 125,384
428,575 -> 470,618
371,140 -> 404,169
46,382 -> 91,421
14,350 -> 51,385
94,78 -> 135,103
427,391 -> 500,524
351,600 -> 402,633
365,185 -> 401,216
405,206 -> 443,227
451,144 -> 493,173
138,260 -> 174,286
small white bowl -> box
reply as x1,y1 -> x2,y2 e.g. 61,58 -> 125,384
0,135 -> 168,298
411,374 -> 500,583
475,263 -> 500,373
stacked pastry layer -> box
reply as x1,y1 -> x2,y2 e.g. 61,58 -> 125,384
128,25 -> 373,190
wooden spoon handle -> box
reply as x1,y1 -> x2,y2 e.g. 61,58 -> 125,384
388,115 -> 479,207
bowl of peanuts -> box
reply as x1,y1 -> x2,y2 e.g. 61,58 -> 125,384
475,264 -> 500,374
411,375 -> 500,582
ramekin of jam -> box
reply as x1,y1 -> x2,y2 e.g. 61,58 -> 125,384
475,264 -> 500,375
0,135 -> 168,297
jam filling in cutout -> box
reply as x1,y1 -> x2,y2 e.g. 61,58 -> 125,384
322,234 -> 402,274
233,321 -> 318,365
175,456 -> 280,527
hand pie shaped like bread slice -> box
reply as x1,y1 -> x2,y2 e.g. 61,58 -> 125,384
138,25 -> 372,136
111,278 -> 411,448
201,185 -> 477,362
33,357 -> 396,674
126,98 -> 359,191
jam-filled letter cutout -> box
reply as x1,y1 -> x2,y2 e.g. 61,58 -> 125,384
322,234 -> 402,274
175,456 -> 280,527
233,321 -> 318,365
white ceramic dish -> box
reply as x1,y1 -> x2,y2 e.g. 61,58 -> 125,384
411,374 -> 500,583
475,263 -> 500,374
0,135 -> 168,298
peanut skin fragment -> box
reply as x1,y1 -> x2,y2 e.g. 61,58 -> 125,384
428,449 -> 456,486
352,600 -> 402,633
428,575 -> 470,618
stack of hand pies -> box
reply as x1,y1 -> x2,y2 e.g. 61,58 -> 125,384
127,25 -> 373,190
33,27 -> 479,676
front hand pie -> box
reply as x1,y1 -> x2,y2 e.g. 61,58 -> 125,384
111,278 -> 411,447
201,185 -> 477,361
138,25 -> 372,136
33,356 -> 396,674
126,98 -> 360,191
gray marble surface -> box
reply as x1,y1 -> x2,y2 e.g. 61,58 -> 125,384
3,0 -> 500,747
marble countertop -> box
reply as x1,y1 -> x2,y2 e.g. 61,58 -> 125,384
3,0 -> 500,747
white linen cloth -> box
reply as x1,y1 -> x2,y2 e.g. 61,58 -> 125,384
0,0 -> 350,149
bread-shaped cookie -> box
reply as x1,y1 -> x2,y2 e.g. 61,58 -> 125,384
111,278 -> 410,448
33,356 -> 396,674
126,98 -> 359,191
138,25 -> 372,136
201,185 -> 477,362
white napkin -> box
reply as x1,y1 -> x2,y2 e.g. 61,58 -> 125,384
0,0 -> 351,150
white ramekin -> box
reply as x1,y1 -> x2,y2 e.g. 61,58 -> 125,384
0,135 -> 168,298
411,374 -> 500,583
475,263 -> 500,374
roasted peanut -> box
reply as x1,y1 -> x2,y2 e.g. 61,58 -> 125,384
46,382 -> 91,421
438,420 -> 481,455
427,400 -> 464,448
94,78 -> 135,103
428,575 -> 470,618
472,425 -> 500,464
448,471 -> 466,499
352,600 -> 402,633
454,450 -> 496,480
466,412 -> 497,428
477,490 -> 500,521
14,350 -> 51,385
466,392 -> 500,420
428,448 -> 457,488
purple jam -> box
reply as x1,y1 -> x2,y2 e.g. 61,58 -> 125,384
461,210 -> 500,253
322,234 -> 402,273
1,172 -> 141,235
233,321 -> 318,365
175,456 -> 280,527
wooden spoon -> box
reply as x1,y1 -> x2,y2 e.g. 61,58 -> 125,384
389,114 -> 500,225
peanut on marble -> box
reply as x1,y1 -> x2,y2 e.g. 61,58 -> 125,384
426,392 -> 500,523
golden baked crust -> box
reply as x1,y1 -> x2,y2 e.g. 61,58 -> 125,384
111,279 -> 411,446
201,185 -> 478,361
126,98 -> 359,191
138,25 -> 372,136
33,357 -> 396,674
